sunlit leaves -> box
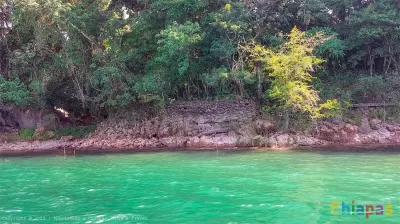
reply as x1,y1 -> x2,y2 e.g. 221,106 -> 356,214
156,21 -> 202,57
245,27 -> 339,118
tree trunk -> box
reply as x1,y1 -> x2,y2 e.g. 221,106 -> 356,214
256,67 -> 262,102
283,109 -> 289,133
368,46 -> 374,76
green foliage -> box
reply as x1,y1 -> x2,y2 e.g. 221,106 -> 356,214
152,21 -> 202,84
4,125 -> 96,141
0,77 -> 32,106
151,0 -> 204,23
308,28 -> 345,61
342,0 -> 400,72
92,66 -> 135,109
385,106 -> 400,123
371,108 -> 387,120
315,99 -> 342,118
289,112 -> 314,132
352,75 -> 386,103
353,111 -> 362,126
156,21 -> 203,57
314,71 -> 354,105
19,128 -> 35,140
245,27 -> 339,119
54,125 -> 97,139
319,72 -> 400,106
200,67 -> 230,97
1,0 -> 400,124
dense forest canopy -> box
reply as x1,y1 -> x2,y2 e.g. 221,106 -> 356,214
0,0 -> 400,119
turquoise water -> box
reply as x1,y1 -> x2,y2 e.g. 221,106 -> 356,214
0,150 -> 399,223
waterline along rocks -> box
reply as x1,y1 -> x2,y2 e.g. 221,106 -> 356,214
2,100 -> 400,153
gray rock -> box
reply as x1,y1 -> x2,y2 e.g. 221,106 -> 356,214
369,118 -> 382,130
358,118 -> 372,134
385,124 -> 400,133
254,119 -> 276,135
60,135 -> 74,142
0,113 -> 5,126
236,136 -> 252,147
252,135 -> 266,147
267,136 -> 277,147
275,134 -> 294,146
377,127 -> 391,138
295,135 -> 319,146
159,137 -> 187,148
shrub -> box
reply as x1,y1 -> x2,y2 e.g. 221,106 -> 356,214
54,125 -> 97,139
0,77 -> 32,106
19,128 -> 35,140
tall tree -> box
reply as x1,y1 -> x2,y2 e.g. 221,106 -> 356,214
245,27 -> 340,131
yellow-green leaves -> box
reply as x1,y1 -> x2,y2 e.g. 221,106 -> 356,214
313,99 -> 341,119
224,4 -> 231,13
245,27 -> 340,119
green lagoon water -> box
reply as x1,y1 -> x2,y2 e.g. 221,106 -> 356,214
0,150 -> 399,223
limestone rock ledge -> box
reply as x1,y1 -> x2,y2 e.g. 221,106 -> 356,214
2,101 -> 400,154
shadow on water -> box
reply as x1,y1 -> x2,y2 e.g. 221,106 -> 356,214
1,144 -> 400,158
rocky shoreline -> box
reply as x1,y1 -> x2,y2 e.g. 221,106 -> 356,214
1,137 -> 400,157
1,119 -> 400,156
2,100 -> 400,156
